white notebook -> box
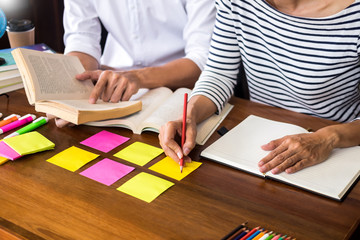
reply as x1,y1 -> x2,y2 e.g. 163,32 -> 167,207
201,115 -> 360,201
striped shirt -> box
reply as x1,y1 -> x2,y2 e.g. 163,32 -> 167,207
192,0 -> 360,122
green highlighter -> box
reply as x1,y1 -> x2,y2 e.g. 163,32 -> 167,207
4,116 -> 48,139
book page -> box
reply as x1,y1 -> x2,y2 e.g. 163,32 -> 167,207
35,99 -> 142,125
0,83 -> 23,95
13,48 -> 93,103
196,103 -> 233,145
201,115 -> 360,200
11,49 -> 34,103
139,88 -> 191,132
85,87 -> 174,133
141,89 -> 233,145
0,73 -> 21,88
41,99 -> 141,111
201,115 -> 309,176
87,87 -> 232,145
270,147 -> 360,199
0,69 -> 20,82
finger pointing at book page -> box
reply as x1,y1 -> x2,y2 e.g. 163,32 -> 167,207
76,70 -> 141,103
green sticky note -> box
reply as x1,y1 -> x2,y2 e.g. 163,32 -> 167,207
149,156 -> 202,181
47,146 -> 99,172
117,172 -> 174,203
3,131 -> 55,155
114,142 -> 163,166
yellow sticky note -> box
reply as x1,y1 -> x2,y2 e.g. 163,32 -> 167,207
114,142 -> 163,166
0,156 -> 8,165
3,131 -> 55,155
149,156 -> 202,181
47,146 -> 99,172
117,172 -> 174,203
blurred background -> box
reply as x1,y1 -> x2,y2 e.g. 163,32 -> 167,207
0,0 -> 64,53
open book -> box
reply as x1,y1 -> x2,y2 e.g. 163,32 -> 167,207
11,48 -> 142,124
201,115 -> 360,200
86,87 -> 233,145
0,44 -> 55,94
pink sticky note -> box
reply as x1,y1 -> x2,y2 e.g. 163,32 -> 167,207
0,141 -> 21,160
80,158 -> 135,186
80,130 -> 130,153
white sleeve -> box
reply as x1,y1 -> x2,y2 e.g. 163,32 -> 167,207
63,0 -> 102,62
183,0 -> 216,70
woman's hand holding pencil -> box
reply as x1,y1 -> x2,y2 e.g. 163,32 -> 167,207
159,95 -> 218,168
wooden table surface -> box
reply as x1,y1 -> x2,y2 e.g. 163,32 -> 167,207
0,90 -> 359,240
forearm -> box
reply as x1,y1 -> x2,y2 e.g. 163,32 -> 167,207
137,58 -> 201,90
67,51 -> 99,71
187,95 -> 217,124
316,120 -> 360,149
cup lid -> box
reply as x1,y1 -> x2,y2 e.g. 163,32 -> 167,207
7,19 -> 34,32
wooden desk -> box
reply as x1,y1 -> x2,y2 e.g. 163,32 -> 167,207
0,90 -> 359,240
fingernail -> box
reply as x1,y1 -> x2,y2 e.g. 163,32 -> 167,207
89,98 -> 96,104
55,119 -> 64,128
271,168 -> 279,174
177,152 -> 182,159
183,147 -> 191,156
258,161 -> 264,166
260,144 -> 268,150
259,166 -> 266,173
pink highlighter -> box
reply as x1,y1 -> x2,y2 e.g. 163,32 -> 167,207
0,114 -> 36,134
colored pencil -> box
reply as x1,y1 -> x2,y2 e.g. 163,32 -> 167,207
239,226 -> 260,240
264,232 -> 275,240
234,230 -> 249,240
246,229 -> 262,240
271,234 -> 282,240
221,222 -> 248,240
259,231 -> 273,240
253,230 -> 267,240
180,93 -> 188,173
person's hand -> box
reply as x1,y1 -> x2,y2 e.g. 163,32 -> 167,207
258,131 -> 335,174
76,70 -> 142,103
159,118 -> 197,164
46,114 -> 75,128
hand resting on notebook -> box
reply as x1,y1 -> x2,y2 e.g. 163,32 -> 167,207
159,95 -> 360,175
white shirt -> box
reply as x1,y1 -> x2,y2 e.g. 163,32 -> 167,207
63,0 -> 216,71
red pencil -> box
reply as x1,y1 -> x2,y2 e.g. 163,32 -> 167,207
240,226 -> 259,240
180,93 -> 188,173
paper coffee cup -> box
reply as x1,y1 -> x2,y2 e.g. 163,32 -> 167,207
6,19 -> 35,48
